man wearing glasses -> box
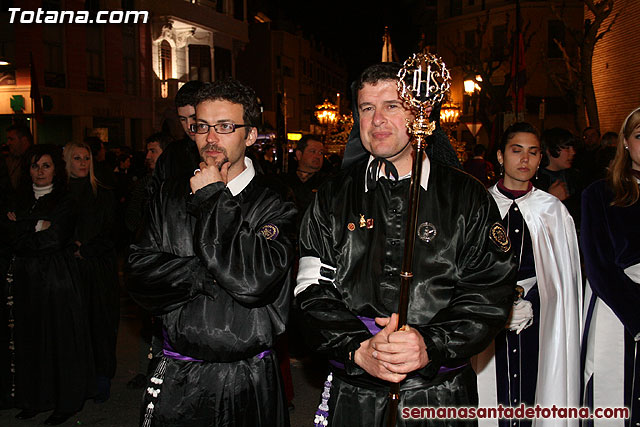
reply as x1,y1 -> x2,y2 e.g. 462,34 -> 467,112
128,78 -> 296,426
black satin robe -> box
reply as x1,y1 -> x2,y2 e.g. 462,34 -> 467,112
148,137 -> 200,197
67,177 -> 120,379
296,159 -> 516,426
0,189 -> 95,413
128,173 -> 296,426
493,186 -> 539,427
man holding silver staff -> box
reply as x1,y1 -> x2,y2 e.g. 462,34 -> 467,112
295,61 -> 516,426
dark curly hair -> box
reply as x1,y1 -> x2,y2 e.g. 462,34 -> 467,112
541,127 -> 575,159
175,81 -> 205,109
355,62 -> 402,93
194,78 -> 261,130
145,132 -> 173,151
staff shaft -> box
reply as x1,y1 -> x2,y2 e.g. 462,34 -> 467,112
386,134 -> 426,427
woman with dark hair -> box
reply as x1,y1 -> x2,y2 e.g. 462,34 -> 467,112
64,141 -> 119,403
0,144 -> 94,425
581,107 -> 640,426
474,122 -> 582,427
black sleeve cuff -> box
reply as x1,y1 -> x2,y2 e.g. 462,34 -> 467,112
341,335 -> 370,376
416,333 -> 445,380
186,182 -> 226,214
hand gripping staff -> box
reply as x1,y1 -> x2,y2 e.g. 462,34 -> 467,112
386,53 -> 451,427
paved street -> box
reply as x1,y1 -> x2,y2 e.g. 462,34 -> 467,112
0,294 -> 325,427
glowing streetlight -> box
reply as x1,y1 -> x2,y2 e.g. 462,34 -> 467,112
463,75 -> 482,143
314,99 -> 338,126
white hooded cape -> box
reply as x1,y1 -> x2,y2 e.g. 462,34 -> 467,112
473,185 -> 582,427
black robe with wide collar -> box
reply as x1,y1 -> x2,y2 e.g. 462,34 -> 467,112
128,171 -> 297,362
295,157 -> 516,385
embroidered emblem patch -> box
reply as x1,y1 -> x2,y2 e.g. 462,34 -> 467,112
489,222 -> 511,252
417,222 -> 437,243
259,224 -> 279,240
347,223 -> 356,231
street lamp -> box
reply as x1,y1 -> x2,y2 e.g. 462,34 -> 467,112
315,99 -> 338,126
440,102 -> 466,163
314,99 -> 338,140
463,74 -> 482,95
440,102 -> 460,127
464,75 -> 482,143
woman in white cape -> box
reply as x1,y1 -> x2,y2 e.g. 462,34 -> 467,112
473,122 -> 582,427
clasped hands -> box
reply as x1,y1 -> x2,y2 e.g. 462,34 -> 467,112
353,313 -> 429,383
190,157 -> 230,193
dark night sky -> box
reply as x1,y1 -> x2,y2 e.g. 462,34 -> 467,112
251,0 -> 436,97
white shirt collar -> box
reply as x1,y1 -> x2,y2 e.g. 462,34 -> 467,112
226,157 -> 255,196
364,154 -> 430,192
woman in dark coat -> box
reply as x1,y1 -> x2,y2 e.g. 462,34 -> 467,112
64,141 -> 120,403
1,144 -> 94,425
581,107 -> 640,426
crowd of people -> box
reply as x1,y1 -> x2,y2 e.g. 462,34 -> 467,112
0,63 -> 638,427
0,140 -> 117,425
0,126 -> 184,424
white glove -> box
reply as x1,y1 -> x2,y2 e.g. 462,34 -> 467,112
507,299 -> 534,334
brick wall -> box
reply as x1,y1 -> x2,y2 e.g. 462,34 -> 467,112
590,1 -> 640,133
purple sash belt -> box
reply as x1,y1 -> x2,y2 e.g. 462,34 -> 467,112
329,316 -> 467,374
162,329 -> 271,362
358,316 -> 382,335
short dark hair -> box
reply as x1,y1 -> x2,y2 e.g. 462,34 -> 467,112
296,134 -> 324,153
84,136 -> 104,158
499,122 -> 539,153
145,132 -> 172,151
175,81 -> 205,109
117,152 -> 132,166
473,144 -> 486,157
582,126 -> 600,138
23,144 -> 66,188
355,62 -> 402,93
542,127 -> 575,158
195,78 -> 261,128
7,124 -> 33,144
601,131 -> 617,146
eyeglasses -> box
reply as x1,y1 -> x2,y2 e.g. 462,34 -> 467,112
190,122 -> 251,135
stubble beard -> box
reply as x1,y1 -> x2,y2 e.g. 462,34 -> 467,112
200,144 -> 229,169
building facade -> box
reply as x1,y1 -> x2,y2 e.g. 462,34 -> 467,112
589,0 -> 640,133
437,0 -> 583,147
0,0 -> 249,150
149,0 -> 249,138
236,17 -> 347,142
